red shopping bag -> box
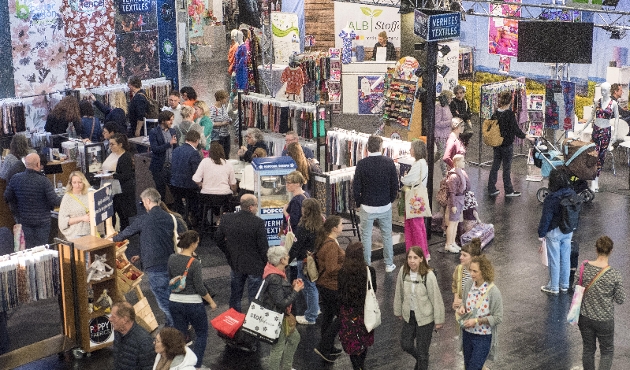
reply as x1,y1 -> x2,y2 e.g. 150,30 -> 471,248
211,308 -> 245,338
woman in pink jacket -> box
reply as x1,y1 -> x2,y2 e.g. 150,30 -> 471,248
443,118 -> 466,171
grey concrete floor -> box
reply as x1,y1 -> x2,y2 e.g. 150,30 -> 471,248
10,59 -> 630,369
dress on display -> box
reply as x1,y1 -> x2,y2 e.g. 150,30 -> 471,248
281,66 -> 307,96
338,29 -> 356,64
235,43 -> 249,90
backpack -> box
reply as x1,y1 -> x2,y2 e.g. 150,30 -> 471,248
482,111 -> 503,147
436,177 -> 449,208
559,192 -> 583,234
137,92 -> 159,119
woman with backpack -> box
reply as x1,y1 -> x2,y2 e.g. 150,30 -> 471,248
487,90 -> 527,197
537,169 -> 576,295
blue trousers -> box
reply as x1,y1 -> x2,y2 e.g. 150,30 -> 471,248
359,207 -> 394,266
229,271 -> 262,313
462,330 -> 492,370
170,301 -> 208,368
146,269 -> 174,327
297,260 -> 319,323
545,227 -> 573,291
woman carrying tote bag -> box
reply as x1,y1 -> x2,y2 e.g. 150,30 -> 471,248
401,139 -> 431,259
394,247 -> 444,370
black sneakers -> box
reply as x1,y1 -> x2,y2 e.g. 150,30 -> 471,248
505,192 -> 521,197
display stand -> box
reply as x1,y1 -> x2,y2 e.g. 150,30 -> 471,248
0,244 -> 73,368
58,236 -> 119,355
251,157 -> 297,246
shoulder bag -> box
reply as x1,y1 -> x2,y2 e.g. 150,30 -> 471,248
457,282 -> 495,328
281,216 -> 296,252
241,279 -> 284,344
567,261 -> 610,325
169,257 -> 195,292
405,169 -> 431,219
303,250 -> 319,282
364,266 -> 381,332
170,214 -> 180,253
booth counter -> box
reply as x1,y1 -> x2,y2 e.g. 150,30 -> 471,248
342,61 -> 396,114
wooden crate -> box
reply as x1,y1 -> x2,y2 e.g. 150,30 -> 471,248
134,296 -> 158,332
117,265 -> 143,294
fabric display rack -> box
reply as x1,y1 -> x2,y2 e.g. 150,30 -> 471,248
0,244 -> 69,369
325,128 -> 411,170
241,94 -> 324,138
382,78 -> 417,128
0,100 -> 27,137
474,79 -> 528,165
262,132 -> 317,157
287,52 -> 332,104
311,167 -> 360,239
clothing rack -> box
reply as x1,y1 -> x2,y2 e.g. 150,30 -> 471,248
241,93 -> 324,139
325,128 -> 411,170
311,167 -> 360,239
261,132 -> 317,157
0,244 -> 61,313
474,79 -> 528,166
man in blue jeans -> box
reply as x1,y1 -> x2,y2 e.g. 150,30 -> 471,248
215,194 -> 269,312
353,135 -> 399,272
114,188 -> 186,327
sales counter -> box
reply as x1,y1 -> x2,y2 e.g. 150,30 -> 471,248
342,61 -> 397,114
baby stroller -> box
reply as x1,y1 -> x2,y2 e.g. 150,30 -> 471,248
532,137 -> 597,203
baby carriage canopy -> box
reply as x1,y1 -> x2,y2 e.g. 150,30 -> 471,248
563,139 -> 598,181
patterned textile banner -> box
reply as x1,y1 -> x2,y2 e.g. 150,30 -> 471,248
62,0 -> 118,89
0,0 -> 15,99
157,0 -> 179,88
488,0 -> 520,57
271,12 -> 301,65
10,0 -> 68,97
545,80 -> 576,131
115,0 -> 160,82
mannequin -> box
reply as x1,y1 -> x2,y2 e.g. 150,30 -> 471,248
228,29 -> 241,76
338,25 -> 356,65
234,30 -> 249,91
584,82 -> 619,192
445,154 -> 468,253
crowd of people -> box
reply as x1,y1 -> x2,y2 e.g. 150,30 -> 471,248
1,82 -> 628,370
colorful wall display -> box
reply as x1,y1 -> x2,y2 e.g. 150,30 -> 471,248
334,2 -> 400,49
0,0 -> 15,99
271,12 -> 301,65
188,0 -> 206,37
488,0 -> 519,57
10,0 -> 68,97
115,0 -> 160,82
357,75 -> 384,115
157,0 -> 179,88
436,41 -> 459,96
545,80 -> 576,131
62,0 -> 118,89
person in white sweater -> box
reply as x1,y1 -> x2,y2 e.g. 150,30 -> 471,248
58,171 -> 91,240
394,247 -> 445,370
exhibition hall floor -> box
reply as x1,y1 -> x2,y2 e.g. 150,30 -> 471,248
9,60 -> 630,370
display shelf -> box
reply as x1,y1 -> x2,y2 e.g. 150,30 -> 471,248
59,236 -> 120,353
382,78 -> 417,127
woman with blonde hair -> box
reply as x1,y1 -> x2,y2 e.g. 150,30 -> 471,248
193,100 -> 213,149
238,127 -> 268,162
177,106 -> 206,148
58,171 -> 92,240
210,89 -> 232,158
286,142 -> 310,184
283,170 -> 308,230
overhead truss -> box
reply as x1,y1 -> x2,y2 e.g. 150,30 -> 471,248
334,0 -> 630,30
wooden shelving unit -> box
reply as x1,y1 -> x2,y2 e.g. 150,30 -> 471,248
58,236 -> 121,354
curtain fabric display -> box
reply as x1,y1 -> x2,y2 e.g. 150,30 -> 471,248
326,128 -> 411,168
241,94 -> 322,138
0,248 -> 60,313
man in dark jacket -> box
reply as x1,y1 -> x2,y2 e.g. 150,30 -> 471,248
113,188 -> 186,327
353,136 -> 399,272
149,110 -> 178,200
109,302 -> 155,370
4,153 -> 61,248
215,194 -> 269,312
169,130 -> 202,224
127,76 -> 149,138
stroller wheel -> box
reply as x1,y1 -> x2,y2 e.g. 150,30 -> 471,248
537,188 -> 549,203
580,188 -> 595,203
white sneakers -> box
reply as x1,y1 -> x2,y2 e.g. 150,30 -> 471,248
385,264 -> 397,273
296,315 -> 315,325
445,244 -> 461,253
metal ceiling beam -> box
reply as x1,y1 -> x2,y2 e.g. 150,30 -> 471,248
333,0 -> 630,30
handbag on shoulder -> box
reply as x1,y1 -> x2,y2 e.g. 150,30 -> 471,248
364,267 -> 381,332
241,280 -> 284,344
